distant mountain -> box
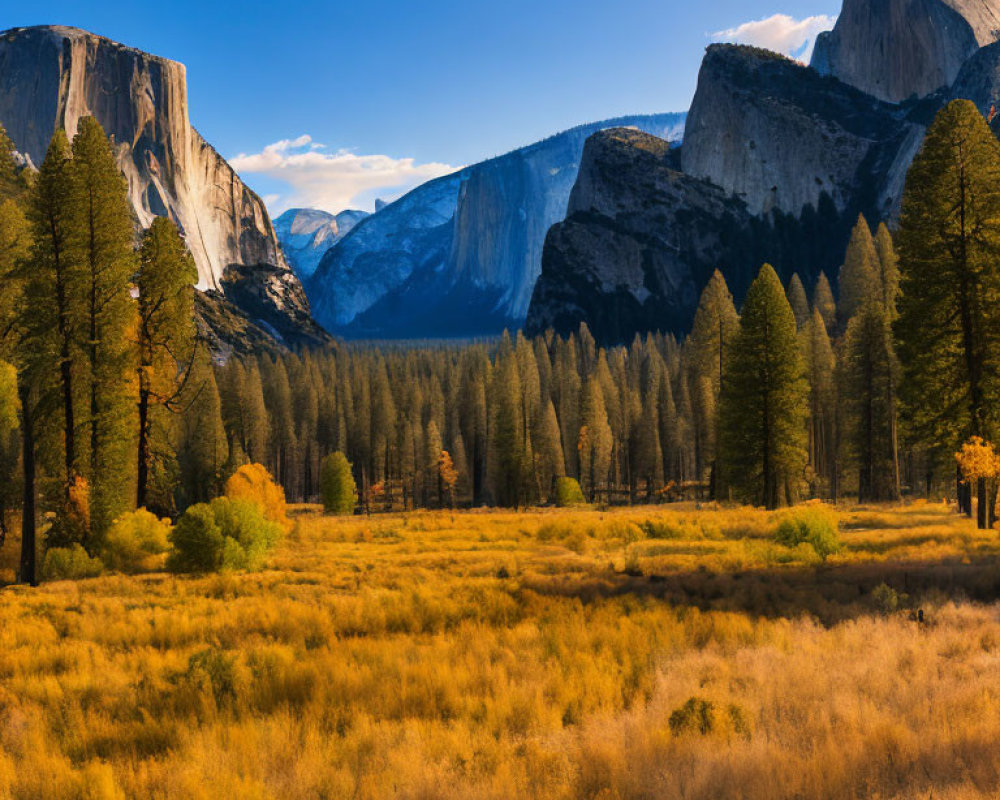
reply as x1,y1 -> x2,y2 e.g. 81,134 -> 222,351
306,113 -> 686,338
274,208 -> 369,280
0,25 -> 328,353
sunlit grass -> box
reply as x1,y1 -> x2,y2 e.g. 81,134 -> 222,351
0,501 -> 999,798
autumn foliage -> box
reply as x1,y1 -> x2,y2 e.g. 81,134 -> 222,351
224,463 -> 289,530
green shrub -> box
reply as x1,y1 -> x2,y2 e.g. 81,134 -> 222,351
553,477 -> 586,507
42,544 -> 103,581
872,583 -> 908,615
320,452 -> 358,515
185,648 -> 240,707
669,696 -> 751,739
775,506 -> 841,561
102,509 -> 171,573
168,498 -> 282,573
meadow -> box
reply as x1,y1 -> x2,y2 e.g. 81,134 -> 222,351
1,502 -> 1000,799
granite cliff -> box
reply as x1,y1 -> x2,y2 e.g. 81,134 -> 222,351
0,25 -> 327,351
812,0 -> 1000,103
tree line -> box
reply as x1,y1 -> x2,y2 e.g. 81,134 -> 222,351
0,98 -> 998,584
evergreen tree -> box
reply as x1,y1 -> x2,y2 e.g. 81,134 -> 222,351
135,217 -> 197,512
489,352 -> 524,507
69,117 -> 138,538
578,375 -> 613,502
841,299 -> 900,502
176,356 -> 228,508
21,130 -> 81,499
895,99 -> 1000,526
874,223 -> 900,315
687,270 -> 739,495
813,271 -> 837,334
533,398 -> 565,502
800,308 -> 838,498
838,215 -> 880,328
787,273 -> 810,329
719,264 -> 809,508
0,199 -> 30,351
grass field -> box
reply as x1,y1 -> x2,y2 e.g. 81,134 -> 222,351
1,502 -> 1000,799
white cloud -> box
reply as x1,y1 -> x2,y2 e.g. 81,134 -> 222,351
713,13 -> 836,63
230,135 -> 460,215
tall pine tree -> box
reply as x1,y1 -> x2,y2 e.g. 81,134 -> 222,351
719,264 -> 808,508
895,99 -> 1000,527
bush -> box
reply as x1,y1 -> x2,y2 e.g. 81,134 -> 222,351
775,506 -> 841,561
669,696 -> 751,739
554,477 -> 586,507
168,498 -> 282,573
102,509 -> 171,573
320,452 -> 357,515
872,583 -> 908,615
185,648 -> 241,707
225,464 -> 289,529
43,544 -> 103,581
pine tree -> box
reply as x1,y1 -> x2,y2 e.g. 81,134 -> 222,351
69,117 -> 138,538
800,308 -> 838,498
874,223 -> 900,315
813,271 -> 837,334
136,217 -> 198,512
719,264 -> 809,508
489,352 -> 524,507
838,215 -> 880,328
578,375 -> 613,502
687,270 -> 739,495
787,273 -> 810,329
895,99 -> 1000,527
21,130 -> 81,498
0,199 -> 30,353
533,398 -> 565,502
841,299 -> 900,502
176,355 -> 229,508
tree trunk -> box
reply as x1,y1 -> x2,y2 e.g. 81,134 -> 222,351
978,477 -> 989,530
18,382 -> 37,587
136,380 -> 150,509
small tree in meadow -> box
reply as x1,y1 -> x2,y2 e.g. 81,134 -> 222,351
225,463 -> 289,529
320,452 -> 357,515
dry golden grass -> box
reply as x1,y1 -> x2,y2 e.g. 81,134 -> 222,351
1,502 -> 999,799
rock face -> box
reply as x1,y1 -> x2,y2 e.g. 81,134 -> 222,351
682,46 -> 923,219
0,25 -> 325,350
526,127 -> 877,343
526,43 -> 957,344
273,207 -> 368,280
811,0 -> 1000,103
307,113 -> 685,338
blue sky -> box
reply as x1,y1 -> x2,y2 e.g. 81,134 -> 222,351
3,0 -> 839,212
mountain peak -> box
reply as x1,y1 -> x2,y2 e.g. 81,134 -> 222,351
811,0 -> 1000,103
